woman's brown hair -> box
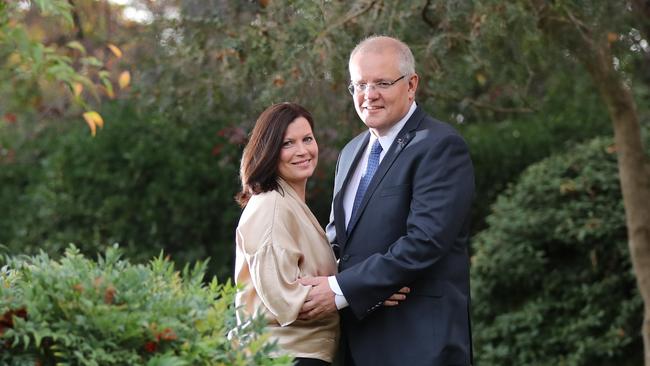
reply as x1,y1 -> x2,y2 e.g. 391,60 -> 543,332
236,102 -> 314,207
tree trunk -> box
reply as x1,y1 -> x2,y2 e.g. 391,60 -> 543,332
532,1 -> 650,364
582,36 -> 650,366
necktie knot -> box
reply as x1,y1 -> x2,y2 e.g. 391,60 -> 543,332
370,139 -> 382,156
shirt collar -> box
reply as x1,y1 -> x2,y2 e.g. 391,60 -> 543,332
370,101 -> 417,152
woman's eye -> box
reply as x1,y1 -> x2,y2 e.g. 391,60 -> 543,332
282,141 -> 292,147
304,136 -> 313,143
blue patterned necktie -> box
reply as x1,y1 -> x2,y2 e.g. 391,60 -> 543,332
349,139 -> 383,225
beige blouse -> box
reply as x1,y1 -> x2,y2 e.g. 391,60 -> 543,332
234,179 -> 339,362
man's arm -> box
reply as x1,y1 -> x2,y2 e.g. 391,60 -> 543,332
297,277 -> 410,320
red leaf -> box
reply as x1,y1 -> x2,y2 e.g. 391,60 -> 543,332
144,341 -> 158,353
3,113 -> 16,124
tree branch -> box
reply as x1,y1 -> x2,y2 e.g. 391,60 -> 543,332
631,0 -> 650,48
422,0 -> 436,29
465,98 -> 536,114
315,0 -> 377,44
420,89 -> 536,115
68,0 -> 84,40
563,7 -> 597,50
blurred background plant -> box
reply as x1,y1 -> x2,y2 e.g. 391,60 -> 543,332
472,135 -> 647,366
0,0 -> 130,138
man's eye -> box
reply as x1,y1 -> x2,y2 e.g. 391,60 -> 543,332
356,83 -> 368,90
377,82 -> 391,88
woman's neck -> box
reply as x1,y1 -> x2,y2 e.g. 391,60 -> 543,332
285,179 -> 307,202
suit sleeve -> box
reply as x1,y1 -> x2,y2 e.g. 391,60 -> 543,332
336,134 -> 475,319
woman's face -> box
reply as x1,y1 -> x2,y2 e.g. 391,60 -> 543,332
277,116 -> 318,186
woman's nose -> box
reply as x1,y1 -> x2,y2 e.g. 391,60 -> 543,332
295,142 -> 307,155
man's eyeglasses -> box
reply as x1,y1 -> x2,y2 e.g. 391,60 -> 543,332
347,75 -> 406,95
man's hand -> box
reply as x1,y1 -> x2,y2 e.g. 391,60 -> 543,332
383,286 -> 410,306
298,276 -> 337,320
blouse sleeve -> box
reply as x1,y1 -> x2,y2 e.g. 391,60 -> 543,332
248,244 -> 310,326
240,195 -> 310,326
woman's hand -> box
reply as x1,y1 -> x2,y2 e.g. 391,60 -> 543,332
383,286 -> 410,306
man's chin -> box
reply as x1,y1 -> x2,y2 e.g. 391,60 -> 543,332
360,114 -> 377,124
362,119 -> 383,129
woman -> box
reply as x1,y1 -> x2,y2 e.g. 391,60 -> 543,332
234,102 -> 338,366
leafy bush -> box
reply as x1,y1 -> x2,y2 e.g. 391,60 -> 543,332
1,101 -> 243,279
471,136 -> 644,365
0,245 -> 290,366
460,75 -> 612,234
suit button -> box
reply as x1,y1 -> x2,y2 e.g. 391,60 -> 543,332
341,254 -> 350,262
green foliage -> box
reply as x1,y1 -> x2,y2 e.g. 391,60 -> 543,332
417,0 -> 650,123
0,0 -> 109,124
0,101 -> 243,279
0,245 -> 290,366
133,0 -> 357,127
471,136 -> 645,365
462,74 -> 612,232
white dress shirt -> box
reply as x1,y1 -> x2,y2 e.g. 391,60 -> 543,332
329,102 -> 417,309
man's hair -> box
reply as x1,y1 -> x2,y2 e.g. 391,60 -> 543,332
349,35 -> 416,76
236,102 -> 315,207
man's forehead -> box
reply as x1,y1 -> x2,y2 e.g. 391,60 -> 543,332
349,55 -> 399,78
356,38 -> 401,53
352,47 -> 398,59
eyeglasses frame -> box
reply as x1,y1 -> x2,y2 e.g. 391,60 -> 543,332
347,75 -> 407,95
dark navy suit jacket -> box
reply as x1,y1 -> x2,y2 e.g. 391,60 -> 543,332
328,106 -> 475,366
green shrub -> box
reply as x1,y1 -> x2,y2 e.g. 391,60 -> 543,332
460,80 -> 612,234
471,136 -> 644,365
0,245 -> 290,366
1,101 -> 244,279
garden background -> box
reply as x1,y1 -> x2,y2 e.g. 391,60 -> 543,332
1,0 -> 650,365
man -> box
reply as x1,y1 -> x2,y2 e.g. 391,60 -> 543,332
299,36 -> 475,366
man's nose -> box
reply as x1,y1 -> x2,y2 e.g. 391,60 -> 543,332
364,85 -> 380,100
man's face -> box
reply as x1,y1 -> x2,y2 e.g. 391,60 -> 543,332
349,49 -> 417,136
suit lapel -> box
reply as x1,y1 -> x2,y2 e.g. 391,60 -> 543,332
333,133 -> 370,245
338,133 -> 370,193
346,108 -> 425,236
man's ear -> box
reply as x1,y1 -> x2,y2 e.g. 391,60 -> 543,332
408,74 -> 419,98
